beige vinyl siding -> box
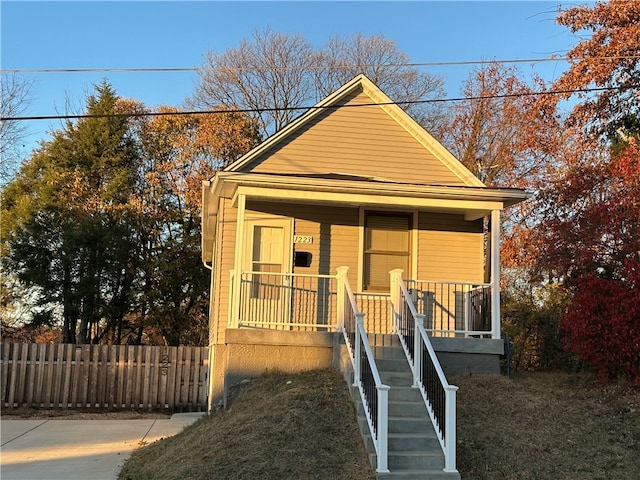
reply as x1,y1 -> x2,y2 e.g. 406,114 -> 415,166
213,198 -> 238,345
417,213 -> 484,282
245,90 -> 466,186
329,221 -> 359,286
245,201 -> 360,285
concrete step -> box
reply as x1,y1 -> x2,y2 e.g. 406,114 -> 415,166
370,450 -> 444,471
379,370 -> 413,386
372,345 -> 407,360
377,470 -> 460,480
353,396 -> 428,417
388,400 -> 429,417
362,432 -> 441,452
388,386 -> 423,402
387,415 -> 434,434
358,414 -> 433,435
376,357 -> 412,372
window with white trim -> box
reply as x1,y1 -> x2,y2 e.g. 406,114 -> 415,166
363,213 -> 411,291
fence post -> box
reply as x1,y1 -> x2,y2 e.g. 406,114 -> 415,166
376,383 -> 390,473
444,384 -> 459,473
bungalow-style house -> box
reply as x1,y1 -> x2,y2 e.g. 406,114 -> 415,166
201,74 -> 528,478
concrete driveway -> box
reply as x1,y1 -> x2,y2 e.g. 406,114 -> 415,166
0,413 -> 205,480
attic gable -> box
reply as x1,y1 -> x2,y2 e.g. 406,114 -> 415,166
225,75 -> 484,188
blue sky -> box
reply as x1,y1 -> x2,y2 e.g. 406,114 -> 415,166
2,1 -> 584,157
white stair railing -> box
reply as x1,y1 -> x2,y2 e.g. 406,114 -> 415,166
390,269 -> 459,474
337,266 -> 389,474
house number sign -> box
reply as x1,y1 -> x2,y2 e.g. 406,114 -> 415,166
293,235 -> 313,244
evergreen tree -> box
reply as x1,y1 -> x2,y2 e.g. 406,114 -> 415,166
1,81 -> 140,343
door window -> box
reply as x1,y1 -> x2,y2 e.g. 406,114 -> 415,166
250,225 -> 284,299
363,213 -> 411,291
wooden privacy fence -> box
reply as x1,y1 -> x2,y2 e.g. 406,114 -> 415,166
1,343 -> 209,411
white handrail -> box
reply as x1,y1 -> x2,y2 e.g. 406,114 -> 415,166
337,267 -> 389,473
398,280 -> 449,389
242,270 -> 337,279
391,269 -> 458,474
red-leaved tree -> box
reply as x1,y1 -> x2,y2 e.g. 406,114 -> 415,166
561,260 -> 640,382
559,137 -> 640,381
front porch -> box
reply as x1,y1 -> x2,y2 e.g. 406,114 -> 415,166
224,269 -> 505,385
228,267 -> 504,346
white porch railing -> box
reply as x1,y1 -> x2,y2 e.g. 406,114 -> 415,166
354,292 -> 392,334
233,270 -> 338,330
390,270 -> 458,474
405,279 -> 495,338
337,267 -> 389,474
230,268 -> 496,339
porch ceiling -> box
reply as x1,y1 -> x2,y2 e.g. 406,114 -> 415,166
213,172 -> 530,221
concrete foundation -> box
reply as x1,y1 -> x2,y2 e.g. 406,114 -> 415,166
210,329 -> 338,409
430,337 -> 504,376
208,330 -> 504,410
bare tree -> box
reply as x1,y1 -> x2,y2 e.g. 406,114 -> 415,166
313,34 -> 446,132
191,29 -> 446,138
191,28 -> 313,137
1,73 -> 32,182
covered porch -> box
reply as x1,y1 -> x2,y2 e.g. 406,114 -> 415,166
228,266 -> 502,341
206,171 -> 525,342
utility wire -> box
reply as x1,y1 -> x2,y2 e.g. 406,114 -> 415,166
2,56 -> 639,74
1,85 -> 631,122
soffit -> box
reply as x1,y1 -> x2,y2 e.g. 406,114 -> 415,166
213,172 -> 530,221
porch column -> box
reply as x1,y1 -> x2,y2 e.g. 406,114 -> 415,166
231,194 -> 246,329
490,209 -> 501,339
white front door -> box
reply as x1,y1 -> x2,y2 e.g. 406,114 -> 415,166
242,218 -> 293,328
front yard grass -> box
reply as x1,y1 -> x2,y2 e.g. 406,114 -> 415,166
119,368 -> 640,480
118,368 -> 376,480
454,371 -> 640,480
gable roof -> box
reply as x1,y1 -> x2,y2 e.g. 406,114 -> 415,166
223,74 -> 485,188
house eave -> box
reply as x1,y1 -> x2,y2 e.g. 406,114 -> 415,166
201,176 -> 227,264
214,171 -> 530,219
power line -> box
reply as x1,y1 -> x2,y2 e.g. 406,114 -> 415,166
0,85 -> 631,122
2,56 -> 639,74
